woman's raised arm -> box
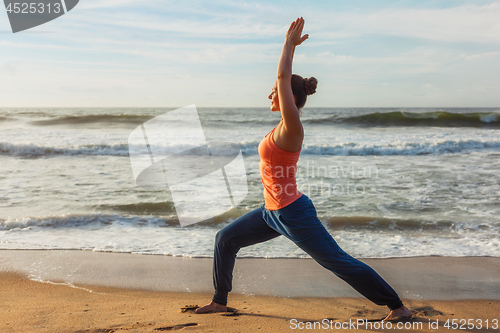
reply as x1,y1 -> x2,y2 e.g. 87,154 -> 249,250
276,17 -> 309,137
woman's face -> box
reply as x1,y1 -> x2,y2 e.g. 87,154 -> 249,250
268,81 -> 280,112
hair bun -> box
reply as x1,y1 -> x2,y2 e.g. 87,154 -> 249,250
304,77 -> 318,96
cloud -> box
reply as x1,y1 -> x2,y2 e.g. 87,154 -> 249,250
314,3 -> 500,44
316,52 -> 354,64
0,40 -> 90,52
78,0 -> 138,10
460,51 -> 500,61
65,1 -> 285,39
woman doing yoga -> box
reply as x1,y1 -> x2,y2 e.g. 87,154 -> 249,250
195,17 -> 412,321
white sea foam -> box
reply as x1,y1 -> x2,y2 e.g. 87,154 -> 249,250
2,138 -> 500,157
0,214 -> 170,231
1,213 -> 499,258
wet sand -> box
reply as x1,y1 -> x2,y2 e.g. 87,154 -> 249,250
1,250 -> 499,332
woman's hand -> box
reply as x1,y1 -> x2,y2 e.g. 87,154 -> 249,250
285,17 -> 309,47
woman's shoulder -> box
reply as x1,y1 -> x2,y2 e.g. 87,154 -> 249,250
272,122 -> 303,153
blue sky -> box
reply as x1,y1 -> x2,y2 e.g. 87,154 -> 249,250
1,0 -> 499,107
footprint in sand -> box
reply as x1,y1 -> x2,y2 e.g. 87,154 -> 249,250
154,323 -> 198,331
412,306 -> 444,317
353,309 -> 377,317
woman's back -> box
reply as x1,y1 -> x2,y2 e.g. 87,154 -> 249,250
258,127 -> 302,210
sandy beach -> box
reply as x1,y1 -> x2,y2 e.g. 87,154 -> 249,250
1,250 -> 499,332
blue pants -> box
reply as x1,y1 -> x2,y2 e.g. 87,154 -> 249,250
212,194 -> 403,310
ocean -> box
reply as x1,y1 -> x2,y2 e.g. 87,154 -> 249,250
1,107 -> 500,259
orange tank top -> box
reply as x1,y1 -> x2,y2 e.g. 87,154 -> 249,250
258,127 -> 302,210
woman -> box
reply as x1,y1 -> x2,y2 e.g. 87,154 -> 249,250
196,17 -> 412,321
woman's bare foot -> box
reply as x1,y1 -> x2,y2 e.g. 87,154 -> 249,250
384,305 -> 412,321
194,301 -> 227,314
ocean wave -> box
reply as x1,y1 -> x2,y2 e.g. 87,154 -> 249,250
19,110 -> 500,129
30,115 -> 152,126
0,209 -> 248,231
96,202 -> 177,215
0,116 -> 14,122
229,139 -> 500,156
27,115 -> 280,128
0,142 -> 130,157
4,108 -> 500,128
307,111 -> 500,128
300,139 -> 500,156
2,138 -> 500,157
323,216 -> 497,233
0,214 -> 177,231
323,216 -> 458,231
2,213 -> 497,234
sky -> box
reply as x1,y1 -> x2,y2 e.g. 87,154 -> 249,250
0,0 -> 499,107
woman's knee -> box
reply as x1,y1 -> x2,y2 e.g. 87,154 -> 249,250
215,226 -> 235,248
215,228 -> 226,245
